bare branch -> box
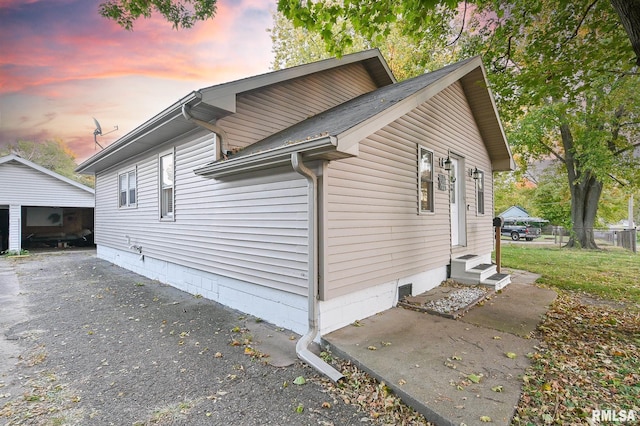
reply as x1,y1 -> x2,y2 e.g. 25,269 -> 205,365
562,0 -> 599,46
446,1 -> 467,47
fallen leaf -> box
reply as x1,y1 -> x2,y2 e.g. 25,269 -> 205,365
491,385 -> 503,392
293,376 -> 306,385
480,415 -> 492,422
506,352 -> 517,359
467,373 -> 482,383
367,346 -> 377,351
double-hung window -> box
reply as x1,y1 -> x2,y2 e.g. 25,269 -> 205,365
118,169 -> 136,208
476,170 -> 485,215
419,146 -> 434,213
160,151 -> 175,220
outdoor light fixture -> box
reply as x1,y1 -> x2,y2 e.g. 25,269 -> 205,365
443,156 -> 452,171
470,167 -> 480,180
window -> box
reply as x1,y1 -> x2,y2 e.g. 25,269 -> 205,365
160,152 -> 174,219
476,170 -> 485,215
419,146 -> 434,213
118,170 -> 136,208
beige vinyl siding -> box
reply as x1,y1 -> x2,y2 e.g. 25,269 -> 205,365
95,133 -> 310,296
0,162 -> 94,207
323,81 -> 494,299
217,62 -> 378,150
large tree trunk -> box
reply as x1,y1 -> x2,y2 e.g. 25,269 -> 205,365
559,123 -> 603,249
566,174 -> 603,249
611,0 -> 640,66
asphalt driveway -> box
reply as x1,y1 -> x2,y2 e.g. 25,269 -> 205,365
0,250 -> 371,425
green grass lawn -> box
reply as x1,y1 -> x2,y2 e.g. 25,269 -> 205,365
498,245 -> 640,305
498,245 -> 640,425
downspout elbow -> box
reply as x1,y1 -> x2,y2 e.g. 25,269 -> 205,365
291,152 -> 343,383
181,104 -> 229,159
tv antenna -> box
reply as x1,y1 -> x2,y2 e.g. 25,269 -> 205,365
93,117 -> 118,150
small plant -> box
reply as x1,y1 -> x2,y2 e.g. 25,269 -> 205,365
3,249 -> 29,256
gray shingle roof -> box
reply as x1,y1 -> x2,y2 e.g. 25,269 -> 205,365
229,57 -> 477,160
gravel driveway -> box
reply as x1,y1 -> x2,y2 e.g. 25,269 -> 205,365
0,251 -> 371,425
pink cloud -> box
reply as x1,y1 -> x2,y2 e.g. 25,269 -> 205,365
0,0 -> 275,163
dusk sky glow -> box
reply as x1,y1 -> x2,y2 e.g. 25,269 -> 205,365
0,0 -> 276,163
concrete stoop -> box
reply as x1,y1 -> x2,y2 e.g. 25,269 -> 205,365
451,254 -> 511,290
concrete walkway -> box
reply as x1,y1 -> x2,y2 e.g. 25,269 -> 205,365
324,269 -> 557,426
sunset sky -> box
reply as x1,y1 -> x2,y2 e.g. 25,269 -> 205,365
0,0 -> 276,163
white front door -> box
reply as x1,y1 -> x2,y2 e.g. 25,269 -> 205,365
449,158 -> 466,246
450,158 -> 461,246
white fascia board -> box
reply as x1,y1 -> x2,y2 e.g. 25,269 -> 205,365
76,92 -> 201,174
1,155 -> 94,194
470,62 -> 515,171
336,58 -> 484,155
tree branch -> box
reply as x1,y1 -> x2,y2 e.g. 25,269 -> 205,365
538,141 -> 566,163
561,0 -> 599,47
615,140 -> 640,155
446,1 -> 467,47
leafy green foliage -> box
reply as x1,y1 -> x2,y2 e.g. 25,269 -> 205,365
99,0 -> 217,30
278,0 -> 640,249
0,140 -> 94,188
269,10 -> 454,80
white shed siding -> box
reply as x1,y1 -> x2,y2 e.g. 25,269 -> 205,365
95,133 -> 311,296
8,205 -> 21,251
0,161 -> 94,207
217,62 -> 379,150
323,82 -> 494,299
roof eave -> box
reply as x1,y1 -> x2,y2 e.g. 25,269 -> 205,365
2,154 -> 95,194
194,136 -> 341,179
76,91 -> 203,174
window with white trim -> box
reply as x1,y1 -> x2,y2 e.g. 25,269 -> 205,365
419,146 -> 434,213
118,169 -> 136,208
477,170 -> 485,215
160,151 -> 174,219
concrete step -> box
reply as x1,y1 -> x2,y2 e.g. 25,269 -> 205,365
451,254 -> 484,277
481,273 -> 511,291
450,254 -> 511,290
452,263 -> 497,284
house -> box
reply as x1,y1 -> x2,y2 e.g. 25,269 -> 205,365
499,205 -> 531,219
0,154 -> 95,253
77,49 -> 513,379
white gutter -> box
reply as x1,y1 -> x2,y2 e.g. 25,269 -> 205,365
181,104 -> 230,159
194,136 -> 337,178
290,152 -> 344,383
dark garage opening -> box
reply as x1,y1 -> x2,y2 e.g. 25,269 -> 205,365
21,206 -> 94,249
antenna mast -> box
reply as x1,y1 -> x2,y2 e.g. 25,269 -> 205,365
92,117 -> 118,150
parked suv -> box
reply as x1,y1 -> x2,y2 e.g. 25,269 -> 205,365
501,219 -> 542,241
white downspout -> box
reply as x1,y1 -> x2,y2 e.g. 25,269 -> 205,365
181,104 -> 230,159
291,152 -> 344,383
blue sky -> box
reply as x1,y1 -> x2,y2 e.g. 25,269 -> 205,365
0,0 -> 276,162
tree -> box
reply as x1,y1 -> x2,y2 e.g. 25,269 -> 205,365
278,0 -> 640,249
0,140 -> 95,188
99,0 -> 217,30
270,11 -> 452,80
278,0 -> 640,67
